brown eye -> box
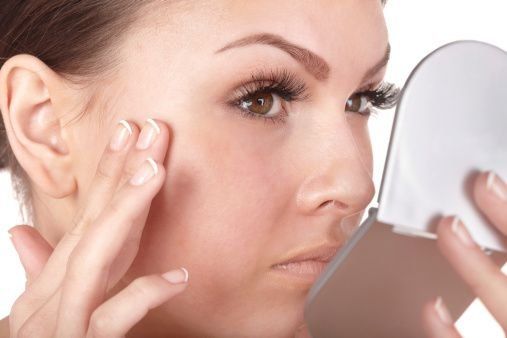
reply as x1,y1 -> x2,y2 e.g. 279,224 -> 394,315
345,94 -> 371,115
239,91 -> 282,116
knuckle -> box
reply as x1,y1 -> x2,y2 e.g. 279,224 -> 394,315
88,310 -> 114,337
67,216 -> 90,238
123,235 -> 141,254
106,199 -> 122,216
95,161 -> 115,183
128,276 -> 153,299
123,163 -> 139,181
65,246 -> 108,280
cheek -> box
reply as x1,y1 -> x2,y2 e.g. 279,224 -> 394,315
135,114 -> 291,290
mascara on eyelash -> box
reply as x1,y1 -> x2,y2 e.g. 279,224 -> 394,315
230,68 -> 311,104
228,67 -> 401,122
360,82 -> 401,109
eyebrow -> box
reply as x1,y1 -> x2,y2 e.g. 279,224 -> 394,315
215,32 -> 391,83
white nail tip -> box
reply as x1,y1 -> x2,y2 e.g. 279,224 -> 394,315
434,297 -> 452,325
450,216 -> 460,234
146,118 -> 161,134
487,171 -> 495,191
119,120 -> 133,135
146,158 -> 158,175
179,267 -> 189,283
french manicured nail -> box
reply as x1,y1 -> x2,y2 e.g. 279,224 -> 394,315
129,158 -> 158,186
109,120 -> 132,151
434,297 -> 453,325
486,171 -> 507,202
450,216 -> 475,247
136,118 -> 160,150
7,230 -> 15,249
162,267 -> 189,284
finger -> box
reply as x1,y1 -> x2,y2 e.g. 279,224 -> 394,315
10,120 -> 139,332
17,120 -> 140,306
421,297 -> 461,338
44,119 -> 168,284
120,118 -> 170,187
14,294 -> 61,338
436,216 -> 507,330
86,268 -> 188,338
72,118 -> 169,235
16,120 -> 171,334
56,159 -> 167,336
59,119 -> 170,288
8,225 -> 53,284
70,119 -> 140,236
473,171 -> 507,236
32,119 -> 168,292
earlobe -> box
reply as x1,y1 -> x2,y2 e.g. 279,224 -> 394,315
0,54 -> 76,198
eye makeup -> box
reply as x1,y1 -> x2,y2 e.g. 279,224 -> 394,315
226,67 -> 401,126
347,81 -> 401,117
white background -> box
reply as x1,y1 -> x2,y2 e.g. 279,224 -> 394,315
1,0 -> 507,336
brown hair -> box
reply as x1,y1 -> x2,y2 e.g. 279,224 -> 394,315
0,1 -> 157,216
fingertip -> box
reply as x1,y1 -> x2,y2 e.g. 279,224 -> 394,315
472,170 -> 490,202
161,267 -> 189,285
148,118 -> 170,138
422,297 -> 460,338
473,170 -> 507,207
108,119 -> 141,154
8,224 -> 33,237
7,225 -> 53,280
436,216 -> 455,243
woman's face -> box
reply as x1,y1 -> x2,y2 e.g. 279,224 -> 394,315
61,0 -> 388,336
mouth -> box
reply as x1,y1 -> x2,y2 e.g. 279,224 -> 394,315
269,244 -> 341,286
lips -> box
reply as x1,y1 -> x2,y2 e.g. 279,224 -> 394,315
273,245 -> 341,266
270,244 -> 341,281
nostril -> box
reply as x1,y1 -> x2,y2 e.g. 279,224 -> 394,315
319,200 -> 347,210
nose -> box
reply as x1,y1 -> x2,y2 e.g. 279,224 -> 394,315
295,105 -> 376,218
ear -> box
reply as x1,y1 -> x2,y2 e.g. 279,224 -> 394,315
0,54 -> 77,198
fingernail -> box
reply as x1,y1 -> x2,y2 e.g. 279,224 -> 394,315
434,297 -> 453,325
129,158 -> 158,186
486,171 -> 507,202
7,231 -> 28,272
109,120 -> 132,152
8,232 -> 14,246
450,216 -> 475,248
136,118 -> 160,150
162,267 -> 189,284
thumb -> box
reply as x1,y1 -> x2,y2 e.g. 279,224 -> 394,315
8,225 -> 53,284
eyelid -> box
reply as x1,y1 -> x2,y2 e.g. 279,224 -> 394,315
227,68 -> 310,104
357,65 -> 389,92
355,79 -> 384,94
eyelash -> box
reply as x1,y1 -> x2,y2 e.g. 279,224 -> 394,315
227,68 -> 401,125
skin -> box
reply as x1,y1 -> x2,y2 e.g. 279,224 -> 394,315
0,0 -> 506,337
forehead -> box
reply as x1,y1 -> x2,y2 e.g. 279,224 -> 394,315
130,0 -> 388,83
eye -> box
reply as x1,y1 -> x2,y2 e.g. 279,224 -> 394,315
345,82 -> 401,116
238,90 -> 283,117
227,68 -> 309,125
345,93 -> 372,115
